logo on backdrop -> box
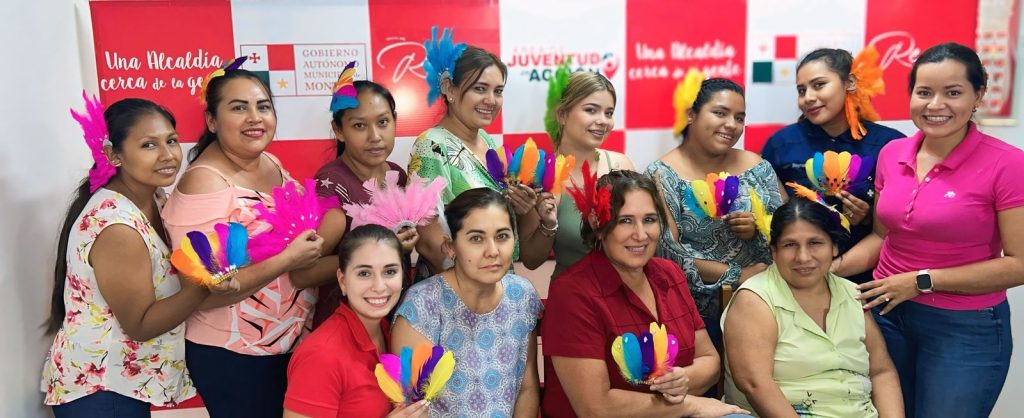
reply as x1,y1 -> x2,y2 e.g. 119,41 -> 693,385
506,47 -> 621,82
240,44 -> 368,97
374,37 -> 426,84
867,31 -> 921,70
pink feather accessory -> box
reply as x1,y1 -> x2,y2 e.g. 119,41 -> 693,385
247,179 -> 339,263
70,91 -> 116,192
343,171 -> 447,232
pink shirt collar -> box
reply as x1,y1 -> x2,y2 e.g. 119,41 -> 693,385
897,122 -> 983,171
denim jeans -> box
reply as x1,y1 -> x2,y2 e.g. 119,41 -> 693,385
872,300 -> 1011,418
51,390 -> 150,418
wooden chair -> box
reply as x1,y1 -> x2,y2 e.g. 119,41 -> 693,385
716,284 -> 735,398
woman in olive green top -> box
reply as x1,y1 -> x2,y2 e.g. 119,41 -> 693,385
518,71 -> 634,279
723,198 -> 903,418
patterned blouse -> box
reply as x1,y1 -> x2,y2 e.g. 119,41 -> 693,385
395,274 -> 543,417
646,160 -> 784,317
41,189 -> 194,406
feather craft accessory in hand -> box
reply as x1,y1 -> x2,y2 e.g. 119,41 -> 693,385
672,69 -> 705,136
247,179 -> 339,263
682,172 -> 740,219
611,322 -> 680,385
804,151 -> 873,196
786,182 -> 851,232
171,222 -> 250,286
544,57 -> 573,142
199,56 -> 247,104
845,45 -> 885,140
329,61 -> 359,112
567,160 -> 611,229
749,187 -> 773,242
483,138 -> 574,193
423,26 -> 468,106
343,172 -> 447,233
375,344 -> 455,404
70,91 -> 116,192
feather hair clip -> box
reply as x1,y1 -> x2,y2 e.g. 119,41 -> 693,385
682,172 -> 740,219
566,160 -> 611,229
375,344 -> 455,404
423,26 -> 468,106
786,182 -> 851,232
544,57 -> 573,142
343,172 -> 447,232
804,151 -> 874,196
247,179 -> 339,263
70,91 -> 115,192
171,222 -> 250,286
611,322 -> 680,385
845,45 -> 885,140
199,56 -> 247,104
329,61 -> 359,112
672,69 -> 705,136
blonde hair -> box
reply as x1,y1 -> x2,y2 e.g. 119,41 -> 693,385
551,71 -> 616,147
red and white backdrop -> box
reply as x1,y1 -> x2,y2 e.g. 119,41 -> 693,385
87,0 -> 1017,184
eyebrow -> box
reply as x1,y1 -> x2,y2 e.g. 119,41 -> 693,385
465,227 -> 513,234
226,98 -> 271,105
353,263 -> 401,269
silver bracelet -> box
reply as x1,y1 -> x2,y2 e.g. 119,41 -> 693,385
539,221 -> 558,237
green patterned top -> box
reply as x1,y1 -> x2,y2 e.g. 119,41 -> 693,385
408,127 -> 518,261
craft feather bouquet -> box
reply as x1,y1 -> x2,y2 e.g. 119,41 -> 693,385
248,179 -> 339,263
682,172 -> 741,219
376,344 -> 455,404
804,151 -> 873,196
343,171 -> 447,233
171,222 -> 250,286
611,323 -> 680,385
485,138 -> 575,194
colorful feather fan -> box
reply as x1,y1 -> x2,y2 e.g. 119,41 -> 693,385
375,344 -> 455,404
786,182 -> 851,231
846,45 -> 885,140
247,179 -> 339,263
681,172 -> 740,219
343,171 -> 447,232
672,69 -> 705,136
804,151 -> 873,196
544,57 -> 573,142
749,187 -> 773,242
329,61 -> 359,112
171,222 -> 250,286
484,138 -> 574,193
611,322 -> 680,385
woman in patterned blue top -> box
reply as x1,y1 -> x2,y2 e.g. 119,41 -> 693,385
392,188 -> 542,418
646,78 -> 786,351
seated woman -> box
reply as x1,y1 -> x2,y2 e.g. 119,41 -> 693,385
284,225 -> 427,418
722,198 -> 903,417
541,169 -> 750,418
391,188 -> 543,417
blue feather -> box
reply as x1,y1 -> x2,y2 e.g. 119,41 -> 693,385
621,333 -> 644,382
533,149 -> 547,187
682,188 -> 706,219
227,222 -> 249,267
401,346 -> 413,395
508,144 -> 524,179
423,27 -> 468,106
812,152 -> 825,188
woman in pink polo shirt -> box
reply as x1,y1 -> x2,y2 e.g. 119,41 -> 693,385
835,42 -> 1024,418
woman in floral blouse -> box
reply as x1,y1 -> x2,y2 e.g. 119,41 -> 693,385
42,97 -> 210,417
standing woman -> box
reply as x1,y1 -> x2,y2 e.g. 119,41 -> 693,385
645,78 -> 785,349
42,96 -> 203,417
391,188 -> 544,417
761,47 -> 904,284
310,74 -> 418,328
408,27 -> 552,277
836,42 -> 1024,418
519,69 -> 635,278
161,62 -> 324,417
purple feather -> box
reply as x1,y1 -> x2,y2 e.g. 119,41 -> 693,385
224,56 -> 247,71
485,148 -> 506,188
542,153 -> 556,192
415,346 -> 445,396
722,176 -> 740,214
640,331 -> 655,377
846,155 -> 862,186
187,231 -> 216,272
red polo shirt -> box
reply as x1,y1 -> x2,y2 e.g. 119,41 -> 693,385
284,303 -> 392,418
540,251 -> 704,418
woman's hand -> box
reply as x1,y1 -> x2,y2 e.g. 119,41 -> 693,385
535,191 -> 557,229
507,184 -> 539,216
724,212 -> 757,240
682,396 -> 752,418
857,271 -> 919,314
282,229 -> 324,270
650,366 -> 689,404
386,400 -> 430,417
838,191 -> 870,225
396,226 -> 419,253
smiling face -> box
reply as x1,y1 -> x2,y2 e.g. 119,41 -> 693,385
686,90 -> 746,155
449,204 -> 515,285
206,77 -> 277,158
909,59 -> 985,141
796,60 -> 852,133
338,240 -> 404,321
771,219 -> 838,289
447,65 -> 505,131
601,189 -> 662,273
108,112 -> 182,189
334,90 -> 396,168
559,90 -> 615,150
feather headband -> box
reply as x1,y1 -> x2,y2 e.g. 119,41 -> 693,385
544,57 -> 573,142
423,26 -> 468,106
567,160 -> 612,230
199,56 -> 248,104
70,91 -> 115,192
786,182 -> 851,232
672,69 -> 705,136
330,61 -> 359,112
845,45 -> 885,140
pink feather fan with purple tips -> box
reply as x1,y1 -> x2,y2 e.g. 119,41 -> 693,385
247,179 -> 339,263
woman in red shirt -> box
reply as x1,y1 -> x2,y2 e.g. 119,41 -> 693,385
541,169 -> 750,417
284,225 -> 428,418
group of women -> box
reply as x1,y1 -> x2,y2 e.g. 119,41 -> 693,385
41,25 -> 1022,418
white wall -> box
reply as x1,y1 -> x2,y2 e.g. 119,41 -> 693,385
2,2 -> 1022,417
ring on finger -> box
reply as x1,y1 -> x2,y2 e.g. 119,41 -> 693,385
884,296 -> 891,302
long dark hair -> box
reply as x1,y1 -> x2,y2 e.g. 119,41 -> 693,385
47,99 -> 176,334
189,69 -> 275,162
333,80 -> 397,157
681,78 -> 745,138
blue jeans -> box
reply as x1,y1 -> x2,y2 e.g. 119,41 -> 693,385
51,390 -> 150,418
873,300 -> 1011,418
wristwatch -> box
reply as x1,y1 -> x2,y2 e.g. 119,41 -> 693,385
916,269 -> 933,293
